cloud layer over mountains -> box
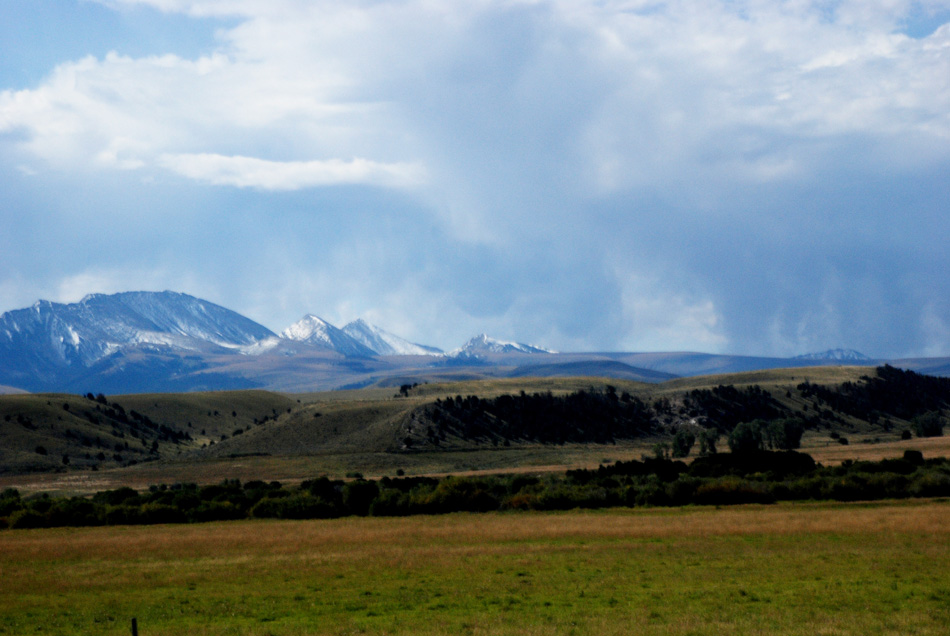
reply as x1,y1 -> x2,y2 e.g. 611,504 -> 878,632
1,1 -> 948,357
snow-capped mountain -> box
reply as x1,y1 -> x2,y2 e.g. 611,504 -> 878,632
450,334 -> 554,358
5,289 -> 932,396
0,291 -> 274,366
0,291 -> 277,391
794,349 -> 871,362
280,315 -> 376,357
342,319 -> 443,356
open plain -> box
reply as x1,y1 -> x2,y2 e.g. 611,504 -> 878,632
2,500 -> 948,635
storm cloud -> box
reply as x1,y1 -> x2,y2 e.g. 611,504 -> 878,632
1,0 -> 948,356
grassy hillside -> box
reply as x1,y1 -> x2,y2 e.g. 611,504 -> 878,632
1,366 -> 946,489
0,391 -> 299,474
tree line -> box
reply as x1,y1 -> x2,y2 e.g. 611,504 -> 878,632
2,450 -> 948,530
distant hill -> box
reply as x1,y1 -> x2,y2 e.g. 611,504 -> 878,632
507,359 -> 675,382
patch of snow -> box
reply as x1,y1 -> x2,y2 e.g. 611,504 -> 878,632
342,318 -> 443,356
279,315 -> 375,356
450,334 -> 555,356
240,336 -> 282,355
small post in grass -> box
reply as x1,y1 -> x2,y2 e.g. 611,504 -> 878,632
131,617 -> 138,636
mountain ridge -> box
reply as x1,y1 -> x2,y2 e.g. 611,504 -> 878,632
1,291 -> 946,394
280,314 -> 377,357
342,318 -> 444,356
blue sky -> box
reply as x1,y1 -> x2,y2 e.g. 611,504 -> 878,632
1,0 -> 949,357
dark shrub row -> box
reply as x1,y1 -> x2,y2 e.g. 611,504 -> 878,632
1,451 -> 948,530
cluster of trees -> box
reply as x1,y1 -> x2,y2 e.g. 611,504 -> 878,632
424,383 -> 816,450
3,450 -> 948,530
727,417 -> 806,453
681,384 -> 787,432
427,387 -> 656,445
423,368 -> 946,452
798,365 -> 949,434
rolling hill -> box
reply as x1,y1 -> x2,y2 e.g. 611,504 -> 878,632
2,365 -> 946,483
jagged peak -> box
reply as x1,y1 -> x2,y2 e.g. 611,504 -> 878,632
280,314 -> 333,340
451,333 -> 554,356
342,318 -> 443,356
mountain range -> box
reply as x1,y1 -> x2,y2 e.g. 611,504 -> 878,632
1,291 -> 947,394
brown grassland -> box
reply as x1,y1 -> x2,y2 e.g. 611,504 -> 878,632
3,432 -> 950,498
1,499 -> 948,635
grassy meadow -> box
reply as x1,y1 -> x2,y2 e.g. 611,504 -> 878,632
1,500 -> 947,636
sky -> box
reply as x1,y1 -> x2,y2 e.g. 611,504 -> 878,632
1,0 -> 949,357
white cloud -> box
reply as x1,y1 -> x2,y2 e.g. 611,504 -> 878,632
2,0 -> 950,356
158,153 -> 426,189
918,303 -> 950,358
4,1 -> 947,198
617,273 -> 728,353
0,42 -> 413,190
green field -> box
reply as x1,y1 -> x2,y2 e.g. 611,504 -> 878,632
2,500 -> 947,635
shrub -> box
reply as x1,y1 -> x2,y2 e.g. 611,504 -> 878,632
672,429 -> 696,458
665,476 -> 701,506
104,504 -> 144,525
912,412 -> 945,438
765,418 -> 805,450
191,501 -> 244,522
250,494 -> 339,520
94,487 -> 140,507
301,476 -> 344,507
728,421 -> 764,454
343,480 -> 380,516
689,450 -> 815,479
0,490 -> 22,517
8,508 -> 48,529
699,429 -> 719,456
369,489 -> 412,516
420,477 -> 501,514
693,477 -> 776,506
909,471 -> 950,498
824,475 -> 869,502
46,498 -> 102,527
531,484 -> 609,511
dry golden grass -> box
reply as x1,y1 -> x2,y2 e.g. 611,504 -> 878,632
1,501 -> 948,636
802,434 -> 950,464
654,366 -> 872,393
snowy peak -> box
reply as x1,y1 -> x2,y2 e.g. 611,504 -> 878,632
0,291 -> 276,368
280,314 -> 333,343
280,315 -> 375,357
81,291 -> 275,347
794,348 -> 871,361
342,319 -> 443,356
451,334 -> 554,357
